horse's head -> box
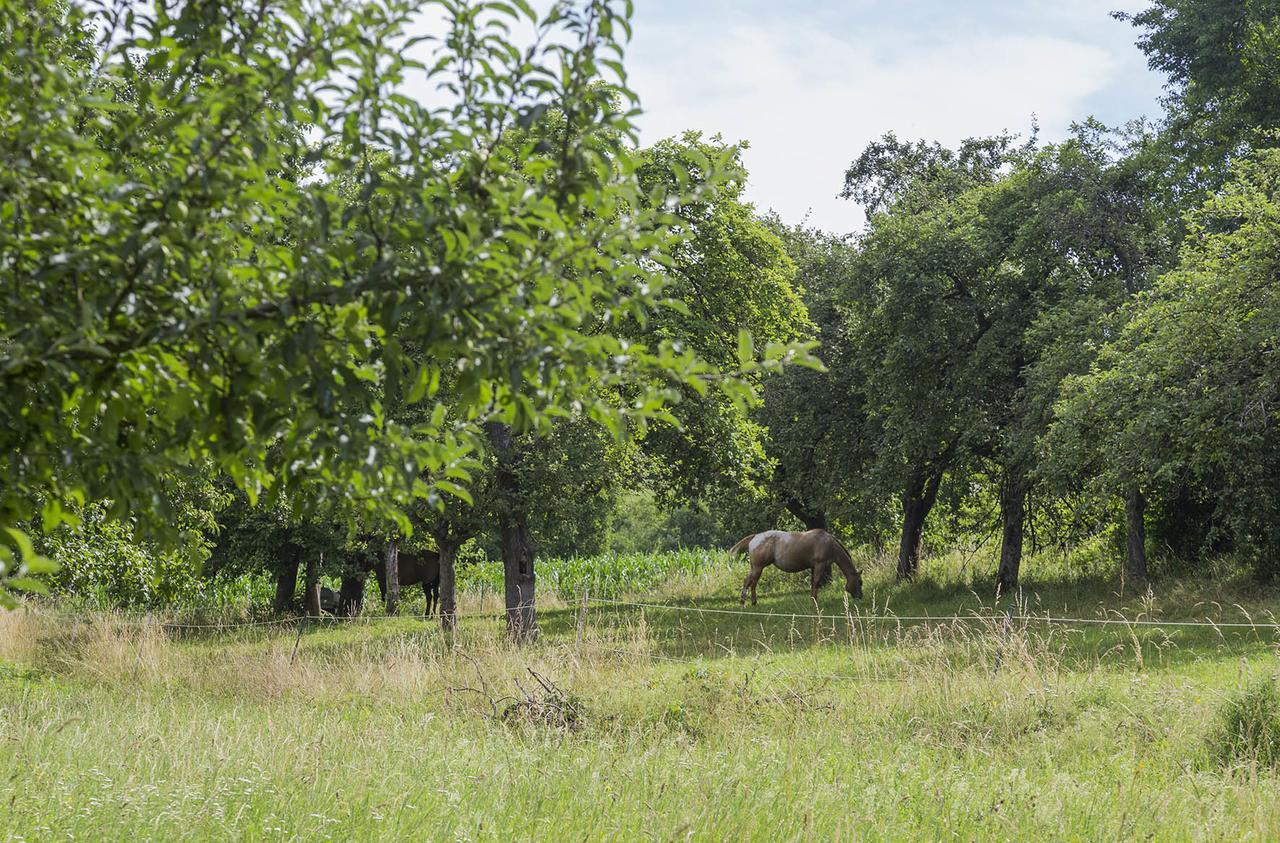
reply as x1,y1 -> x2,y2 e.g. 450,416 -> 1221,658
846,566 -> 863,600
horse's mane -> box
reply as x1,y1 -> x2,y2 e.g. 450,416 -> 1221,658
828,532 -> 861,579
830,534 -> 856,566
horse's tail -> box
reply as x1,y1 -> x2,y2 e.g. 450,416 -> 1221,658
728,534 -> 756,556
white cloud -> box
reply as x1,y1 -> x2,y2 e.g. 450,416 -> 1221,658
626,17 -> 1124,233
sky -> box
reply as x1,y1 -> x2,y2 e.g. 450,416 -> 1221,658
622,0 -> 1168,234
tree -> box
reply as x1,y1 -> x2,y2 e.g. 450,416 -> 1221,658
628,134 -> 815,514
1049,146 -> 1280,579
842,134 -> 1024,581
1120,0 -> 1280,177
1021,124 -> 1184,589
205,491 -> 345,613
1,0 -> 782,613
838,125 -> 1177,592
759,221 -> 885,540
978,123 -> 1177,591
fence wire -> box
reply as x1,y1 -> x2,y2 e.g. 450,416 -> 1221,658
585,597 -> 1280,630
14,595 -> 1280,634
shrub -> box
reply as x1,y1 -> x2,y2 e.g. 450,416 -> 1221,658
1208,677 -> 1280,770
40,503 -> 206,608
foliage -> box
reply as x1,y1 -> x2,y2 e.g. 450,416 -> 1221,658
1120,0 -> 1280,176
1,0 -> 816,605
605,489 -> 720,554
628,134 -> 816,507
1050,147 -> 1280,575
205,489 -> 354,586
760,219 -> 885,535
840,132 -> 1024,214
519,418 -> 620,558
834,131 -> 1028,572
39,503 -> 204,608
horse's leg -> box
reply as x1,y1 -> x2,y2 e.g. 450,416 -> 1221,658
810,562 -> 830,604
741,560 -> 766,606
749,562 -> 766,606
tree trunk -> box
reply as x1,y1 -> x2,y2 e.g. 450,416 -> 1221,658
898,495 -> 925,581
897,466 -> 943,580
304,551 -> 322,616
785,500 -> 829,532
436,536 -> 460,632
487,422 -> 537,643
383,540 -> 400,616
498,518 -> 537,642
274,559 -> 299,613
1125,487 -> 1149,589
995,473 -> 1027,595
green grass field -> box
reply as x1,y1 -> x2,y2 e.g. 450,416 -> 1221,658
5,548 -> 1280,840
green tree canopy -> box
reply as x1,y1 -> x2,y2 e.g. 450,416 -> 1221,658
0,0 -> 785,604
1049,146 -> 1280,574
1121,0 -> 1280,178
626,134 -> 815,509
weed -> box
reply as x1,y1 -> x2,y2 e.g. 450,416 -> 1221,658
1209,677 -> 1280,770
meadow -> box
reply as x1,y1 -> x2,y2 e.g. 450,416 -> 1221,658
5,547 -> 1280,840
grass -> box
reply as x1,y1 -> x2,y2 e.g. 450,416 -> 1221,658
4,547 -> 1280,840
1209,678 -> 1280,771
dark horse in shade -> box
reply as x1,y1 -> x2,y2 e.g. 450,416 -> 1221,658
336,548 -> 441,617
374,550 -> 440,616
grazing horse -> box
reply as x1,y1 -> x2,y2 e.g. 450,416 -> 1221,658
374,550 -> 441,616
319,586 -> 340,614
729,529 -> 863,605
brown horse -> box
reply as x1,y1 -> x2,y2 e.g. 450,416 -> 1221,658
729,529 -> 863,605
374,550 -> 441,616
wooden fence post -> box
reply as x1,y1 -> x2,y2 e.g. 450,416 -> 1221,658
384,540 -> 400,616
576,587 -> 589,651
290,614 -> 308,664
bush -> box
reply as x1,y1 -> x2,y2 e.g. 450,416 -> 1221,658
1208,678 -> 1280,770
40,503 -> 207,608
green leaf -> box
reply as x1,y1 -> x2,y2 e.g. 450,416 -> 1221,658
41,498 -> 79,533
22,556 -> 58,575
435,480 -> 474,506
2,528 -> 35,562
737,329 -> 755,366
7,577 -> 50,596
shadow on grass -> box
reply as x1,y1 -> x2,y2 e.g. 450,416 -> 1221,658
160,560 -> 1280,677
533,566 -> 1280,672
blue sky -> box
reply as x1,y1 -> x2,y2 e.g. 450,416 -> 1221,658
623,0 -> 1167,233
